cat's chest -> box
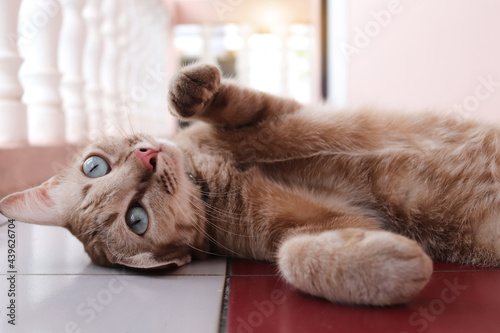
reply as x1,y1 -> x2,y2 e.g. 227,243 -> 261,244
186,145 -> 255,193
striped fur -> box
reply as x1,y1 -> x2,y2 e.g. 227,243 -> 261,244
2,63 -> 500,306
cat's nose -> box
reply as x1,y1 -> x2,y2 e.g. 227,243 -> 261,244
134,148 -> 159,171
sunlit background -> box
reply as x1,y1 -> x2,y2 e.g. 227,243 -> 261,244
174,23 -> 314,102
171,0 -> 318,104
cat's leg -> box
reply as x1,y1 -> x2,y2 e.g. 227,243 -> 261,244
168,63 -> 303,127
168,63 -> 395,164
278,228 -> 433,306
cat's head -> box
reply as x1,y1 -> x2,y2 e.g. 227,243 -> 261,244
0,134 -> 207,270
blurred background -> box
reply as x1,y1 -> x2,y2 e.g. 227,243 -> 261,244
0,0 -> 499,196
171,0 -> 318,104
170,0 -> 500,123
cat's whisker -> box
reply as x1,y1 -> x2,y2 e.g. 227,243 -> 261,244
182,192 -> 247,224
185,243 -> 229,258
104,227 -> 126,261
175,184 -> 246,222
169,194 -> 246,256
124,102 -> 136,137
104,114 -> 129,140
190,198 -> 244,221
189,218 -> 244,257
186,200 -> 251,234
176,180 -> 245,215
182,176 -> 243,197
190,206 -> 253,238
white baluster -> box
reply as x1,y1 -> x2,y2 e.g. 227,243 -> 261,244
116,0 -> 132,134
100,0 -> 120,136
150,1 -> 171,138
128,0 -> 151,134
82,0 -> 102,141
143,1 -> 159,136
126,0 -> 140,133
162,1 -> 179,138
18,0 -> 65,146
59,0 -> 87,144
0,0 -> 28,147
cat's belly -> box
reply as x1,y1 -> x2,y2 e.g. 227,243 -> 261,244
255,153 -> 500,262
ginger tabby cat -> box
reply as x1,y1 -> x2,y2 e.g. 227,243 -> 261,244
2,63 -> 500,306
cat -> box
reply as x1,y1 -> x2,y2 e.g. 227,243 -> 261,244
1,63 -> 500,306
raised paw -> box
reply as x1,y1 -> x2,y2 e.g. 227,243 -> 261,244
168,63 -> 221,118
278,228 -> 433,306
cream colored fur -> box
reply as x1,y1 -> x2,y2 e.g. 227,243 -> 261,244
1,63 -> 500,306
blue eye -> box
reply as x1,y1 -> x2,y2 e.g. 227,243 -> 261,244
125,206 -> 149,235
83,156 -> 110,178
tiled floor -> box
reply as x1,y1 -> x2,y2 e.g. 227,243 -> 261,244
227,261 -> 500,333
0,218 -> 226,333
2,216 -> 500,333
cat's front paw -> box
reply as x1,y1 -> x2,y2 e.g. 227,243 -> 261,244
278,229 -> 433,306
168,63 -> 221,118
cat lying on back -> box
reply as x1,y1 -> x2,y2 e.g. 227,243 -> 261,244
2,63 -> 500,306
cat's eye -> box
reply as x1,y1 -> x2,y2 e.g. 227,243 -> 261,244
83,156 -> 110,178
125,206 -> 149,235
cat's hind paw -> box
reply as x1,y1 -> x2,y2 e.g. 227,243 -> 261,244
168,63 -> 221,118
278,228 -> 433,306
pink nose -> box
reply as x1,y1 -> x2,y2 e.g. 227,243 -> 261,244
134,148 -> 159,171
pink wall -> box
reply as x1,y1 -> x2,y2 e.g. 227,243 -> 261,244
346,0 -> 500,122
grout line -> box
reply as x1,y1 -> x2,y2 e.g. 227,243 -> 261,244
218,258 -> 232,333
230,274 -> 280,277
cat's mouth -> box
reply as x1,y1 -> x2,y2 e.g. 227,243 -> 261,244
150,155 -> 157,170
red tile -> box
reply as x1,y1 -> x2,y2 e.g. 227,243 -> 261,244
231,259 -> 279,276
433,261 -> 499,272
227,271 -> 500,333
231,259 -> 500,276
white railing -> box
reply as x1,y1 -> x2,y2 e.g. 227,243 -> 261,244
0,0 -> 177,148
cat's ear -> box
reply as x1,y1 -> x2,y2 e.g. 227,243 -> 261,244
115,252 -> 192,270
0,176 -> 66,227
